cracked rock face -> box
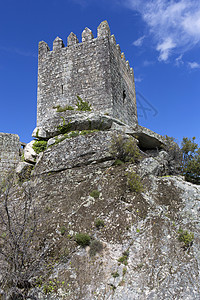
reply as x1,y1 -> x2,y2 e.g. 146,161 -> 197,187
33,173 -> 200,299
31,131 -> 200,299
1,129 -> 200,300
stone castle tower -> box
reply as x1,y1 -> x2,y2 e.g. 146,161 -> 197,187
37,21 -> 138,127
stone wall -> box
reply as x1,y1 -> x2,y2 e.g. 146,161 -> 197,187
37,21 -> 138,128
0,133 -> 21,182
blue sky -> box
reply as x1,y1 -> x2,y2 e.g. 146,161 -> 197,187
0,0 -> 200,145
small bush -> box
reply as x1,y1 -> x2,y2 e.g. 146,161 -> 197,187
113,159 -> 124,166
42,278 -> 62,295
123,267 -> 127,276
76,95 -> 91,111
32,140 -> 47,154
118,250 -> 129,265
75,233 -> 91,247
162,135 -> 182,174
126,171 -> 143,193
89,240 -> 103,256
111,271 -> 119,278
90,190 -> 100,198
60,226 -> 66,236
95,219 -> 105,229
57,118 -> 71,134
181,137 -> 200,184
110,134 -> 140,163
178,228 -> 194,249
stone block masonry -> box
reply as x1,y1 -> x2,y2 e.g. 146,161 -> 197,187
37,21 -> 138,128
0,133 -> 21,182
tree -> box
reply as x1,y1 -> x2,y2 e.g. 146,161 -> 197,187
181,137 -> 200,184
0,173 -> 48,299
162,135 -> 183,174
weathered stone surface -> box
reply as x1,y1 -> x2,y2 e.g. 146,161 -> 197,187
15,161 -> 34,180
37,21 -> 137,128
132,124 -> 165,149
24,140 -> 37,163
0,133 -> 21,182
139,150 -> 169,177
33,130 -> 116,175
32,112 -> 122,139
28,162 -> 200,299
32,113 -> 165,153
1,125 -> 200,300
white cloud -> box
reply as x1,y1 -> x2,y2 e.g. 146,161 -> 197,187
124,0 -> 200,61
133,35 -> 145,47
143,60 -> 154,67
188,62 -> 200,69
135,76 -> 143,82
156,38 -> 176,61
175,54 -> 184,66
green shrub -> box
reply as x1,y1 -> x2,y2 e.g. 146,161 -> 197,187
60,226 -> 66,236
75,233 -> 91,247
57,118 -> 71,134
76,95 -> 91,111
110,134 -> 140,163
181,137 -> 200,184
126,171 -> 143,193
53,105 -> 74,112
32,140 -> 47,154
90,189 -> 100,198
162,135 -> 183,174
95,219 -> 105,229
111,271 -> 119,278
113,159 -> 124,166
42,278 -> 64,295
178,228 -> 194,248
123,267 -> 127,276
118,250 -> 129,265
89,240 -> 103,256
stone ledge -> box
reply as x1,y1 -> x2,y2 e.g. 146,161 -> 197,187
32,113 -> 165,151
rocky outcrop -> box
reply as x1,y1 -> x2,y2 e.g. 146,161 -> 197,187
27,150 -> 200,300
15,161 -> 34,181
24,140 -> 37,164
32,112 -> 165,151
1,123 -> 199,300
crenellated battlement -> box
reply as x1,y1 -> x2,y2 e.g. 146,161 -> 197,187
38,21 -> 134,80
37,21 -> 138,127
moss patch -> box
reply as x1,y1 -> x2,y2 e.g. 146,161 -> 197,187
32,140 -> 47,154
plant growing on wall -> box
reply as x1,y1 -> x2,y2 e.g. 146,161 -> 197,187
76,95 -> 91,111
110,134 -> 141,163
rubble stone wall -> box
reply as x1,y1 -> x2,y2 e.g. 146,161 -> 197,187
0,133 -> 21,182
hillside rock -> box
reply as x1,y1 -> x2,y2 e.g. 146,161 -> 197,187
1,128 -> 200,300
24,140 -> 37,163
32,112 -> 165,150
28,159 -> 200,300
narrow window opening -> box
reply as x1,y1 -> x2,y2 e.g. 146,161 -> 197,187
61,85 -> 64,94
123,90 -> 126,103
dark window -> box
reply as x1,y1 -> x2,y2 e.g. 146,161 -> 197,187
123,90 -> 126,102
61,85 -> 64,94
